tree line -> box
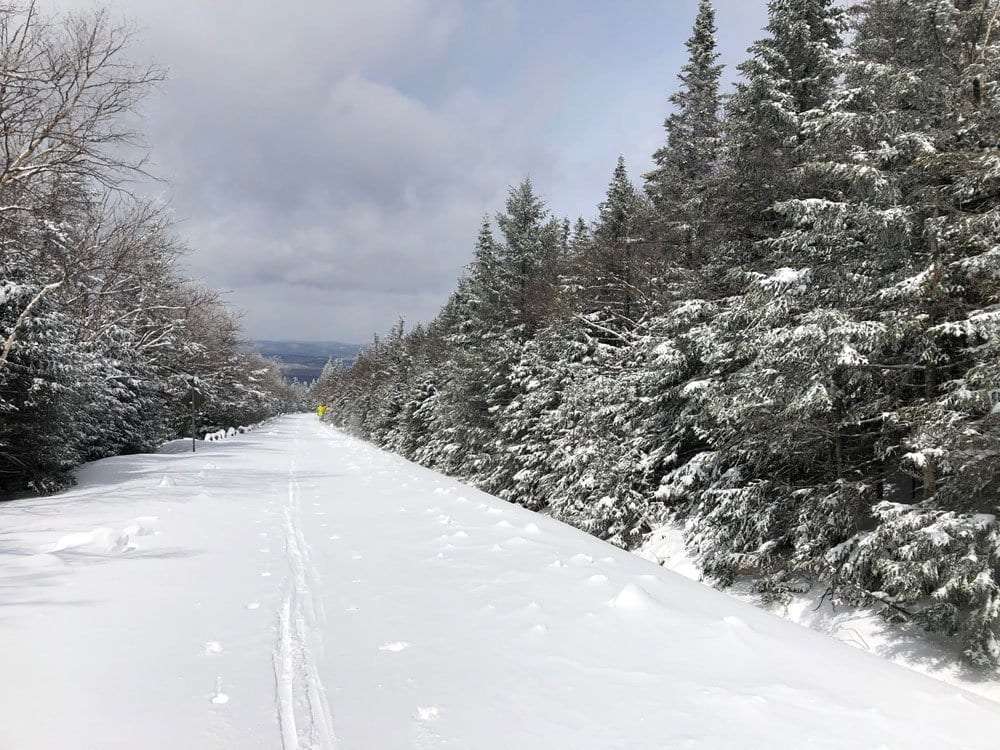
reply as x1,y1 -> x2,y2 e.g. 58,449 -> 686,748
315,0 -> 1000,666
0,3 -> 299,496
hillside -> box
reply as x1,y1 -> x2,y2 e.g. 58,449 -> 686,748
254,340 -> 361,383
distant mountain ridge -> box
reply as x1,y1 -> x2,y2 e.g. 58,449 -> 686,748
254,340 -> 361,383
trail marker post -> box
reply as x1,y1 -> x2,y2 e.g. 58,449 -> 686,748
188,382 -> 202,453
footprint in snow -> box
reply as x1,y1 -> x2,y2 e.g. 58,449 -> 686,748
204,641 -> 223,655
415,706 -> 440,721
209,677 -> 229,705
569,553 -> 593,566
495,520 -> 513,529
523,523 -> 541,535
379,641 -> 411,652
245,602 -> 260,610
548,559 -> 566,568
329,534 -> 341,540
722,615 -> 753,635
485,507 -> 503,516
530,624 -> 548,635
260,571 -> 272,577
587,574 -> 609,585
351,552 -> 363,560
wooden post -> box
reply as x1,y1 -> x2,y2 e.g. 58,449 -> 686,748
190,387 -> 197,453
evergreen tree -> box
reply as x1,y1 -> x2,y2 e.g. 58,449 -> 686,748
495,179 -> 560,334
645,0 -> 723,254
715,0 -> 846,269
581,157 -> 650,326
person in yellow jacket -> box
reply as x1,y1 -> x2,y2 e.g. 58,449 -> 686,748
316,404 -> 328,418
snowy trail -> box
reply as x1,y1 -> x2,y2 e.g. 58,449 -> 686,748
273,451 -> 335,749
3,414 -> 1000,748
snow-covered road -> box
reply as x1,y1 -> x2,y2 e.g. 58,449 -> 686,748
2,413 -> 1000,748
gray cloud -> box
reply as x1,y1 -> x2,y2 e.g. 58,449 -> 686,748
44,0 -> 769,342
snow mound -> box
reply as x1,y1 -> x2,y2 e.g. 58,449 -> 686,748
609,582 -> 659,610
379,641 -> 410,652
44,517 -> 158,554
204,426 -> 250,443
45,527 -> 116,553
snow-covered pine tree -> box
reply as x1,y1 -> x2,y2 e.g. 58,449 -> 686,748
807,0 -> 1000,665
0,262 -> 87,493
495,179 -> 562,335
644,0 -> 723,259
664,0 -> 850,588
713,0 -> 846,274
577,157 -> 652,329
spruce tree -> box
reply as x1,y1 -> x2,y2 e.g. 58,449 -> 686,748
811,0 -> 1000,665
582,157 -> 650,326
715,0 -> 846,268
495,179 -> 554,334
644,0 -> 723,253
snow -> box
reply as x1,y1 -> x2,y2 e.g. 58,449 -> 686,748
641,523 -> 1000,705
1,414 -> 1000,748
758,266 -> 812,291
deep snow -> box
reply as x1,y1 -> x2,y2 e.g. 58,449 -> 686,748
640,524 -> 1000,704
1,413 -> 999,748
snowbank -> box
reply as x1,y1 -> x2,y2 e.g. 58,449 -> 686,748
204,425 -> 256,442
640,523 -> 1000,704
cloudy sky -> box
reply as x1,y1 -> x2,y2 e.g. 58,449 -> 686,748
49,0 -> 769,343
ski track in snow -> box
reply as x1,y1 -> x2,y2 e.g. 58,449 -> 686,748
272,450 -> 336,750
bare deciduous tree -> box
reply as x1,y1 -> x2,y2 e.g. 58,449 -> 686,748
0,0 -> 163,369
